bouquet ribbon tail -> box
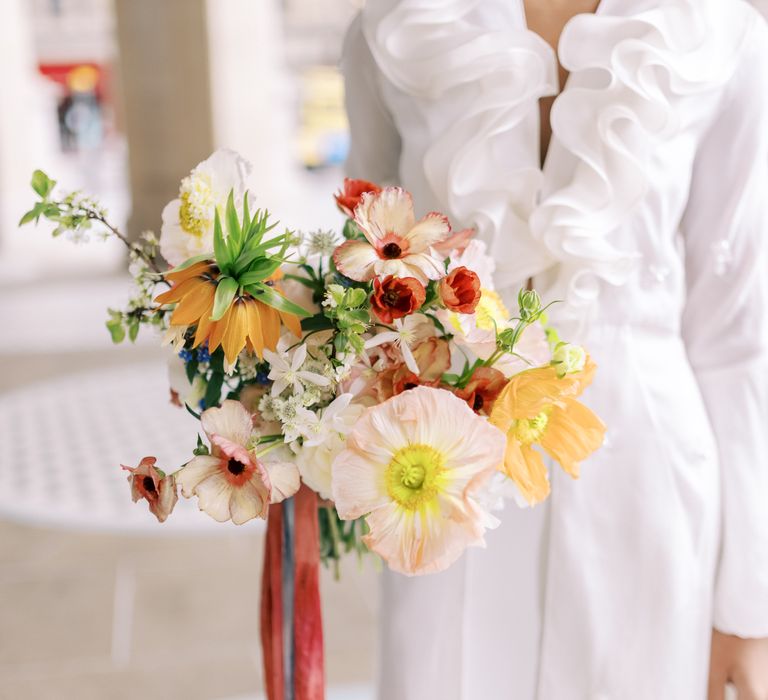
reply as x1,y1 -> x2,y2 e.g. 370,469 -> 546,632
260,488 -> 325,700
261,501 -> 285,700
293,485 -> 325,699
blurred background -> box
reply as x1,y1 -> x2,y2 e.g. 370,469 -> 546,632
0,0 -> 377,698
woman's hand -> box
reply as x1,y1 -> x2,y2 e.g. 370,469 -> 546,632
708,630 -> 768,700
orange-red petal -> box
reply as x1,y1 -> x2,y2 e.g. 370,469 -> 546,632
221,300 -> 249,364
170,280 -> 216,325
279,310 -> 302,339
260,303 -> 280,351
245,299 -> 265,358
164,261 -> 213,284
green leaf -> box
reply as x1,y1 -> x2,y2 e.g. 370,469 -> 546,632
204,372 -> 225,409
342,218 -> 364,240
127,317 -> 140,342
301,313 -> 335,332
238,258 -> 283,286
225,190 -> 241,244
213,209 -> 231,270
18,202 -> 45,226
246,282 -> 312,318
211,276 -> 238,321
106,317 -> 126,344
242,192 -> 251,235
233,234 -> 290,275
31,170 -> 55,198
185,357 -> 199,383
168,253 -> 212,275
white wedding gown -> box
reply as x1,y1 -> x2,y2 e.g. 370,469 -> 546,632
341,1 -> 768,698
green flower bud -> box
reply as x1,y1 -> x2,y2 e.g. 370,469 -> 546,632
518,289 -> 542,320
551,342 -> 586,377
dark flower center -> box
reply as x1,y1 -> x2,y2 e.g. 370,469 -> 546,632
472,394 -> 484,411
404,382 -> 418,391
142,476 -> 157,492
381,242 -> 402,259
383,290 -> 401,306
227,459 -> 246,476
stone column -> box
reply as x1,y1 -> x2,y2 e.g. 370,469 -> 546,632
114,0 -> 215,238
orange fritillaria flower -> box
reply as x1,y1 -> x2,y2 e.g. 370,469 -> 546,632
488,357 -> 606,505
155,263 -> 301,364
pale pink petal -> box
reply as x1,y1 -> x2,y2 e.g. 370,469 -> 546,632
210,434 -> 253,465
229,479 -> 266,524
354,187 -> 416,241
176,455 -> 221,497
402,212 -> 451,251
193,472 -> 234,522
363,503 -> 485,576
332,240 -> 379,282
201,400 -> 253,445
400,252 -> 445,282
331,445 -> 390,519
264,460 -> 301,503
433,227 -> 476,257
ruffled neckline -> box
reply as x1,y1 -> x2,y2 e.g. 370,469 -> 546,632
362,0 -> 751,323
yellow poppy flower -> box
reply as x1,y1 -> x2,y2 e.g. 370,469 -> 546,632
155,262 -> 301,364
488,357 -> 605,505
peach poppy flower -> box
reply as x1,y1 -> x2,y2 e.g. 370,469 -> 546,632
332,386 -> 505,575
122,456 -> 178,523
333,187 -> 450,284
489,357 -> 606,506
176,400 -> 299,524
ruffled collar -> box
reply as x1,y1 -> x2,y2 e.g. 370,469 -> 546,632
362,0 -> 750,323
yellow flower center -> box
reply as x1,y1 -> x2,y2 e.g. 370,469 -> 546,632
386,444 -> 444,510
512,410 -> 550,445
178,172 -> 215,238
474,289 -> 509,331
446,288 -> 508,335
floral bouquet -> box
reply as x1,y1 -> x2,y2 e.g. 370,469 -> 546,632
20,149 -> 605,700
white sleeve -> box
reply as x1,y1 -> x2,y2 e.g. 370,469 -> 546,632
341,14 -> 402,184
680,20 -> 768,637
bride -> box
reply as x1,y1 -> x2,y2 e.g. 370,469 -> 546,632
341,0 -> 768,698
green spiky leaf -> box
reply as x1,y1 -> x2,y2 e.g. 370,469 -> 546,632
213,209 -> 231,270
238,259 -> 284,286
211,276 -> 239,321
246,282 -> 312,318
168,253 -> 212,275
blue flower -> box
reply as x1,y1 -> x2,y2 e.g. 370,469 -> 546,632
179,349 -> 193,362
197,345 -> 211,363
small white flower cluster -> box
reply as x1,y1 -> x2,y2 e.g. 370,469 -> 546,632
52,190 -> 109,242
237,351 -> 261,382
306,229 -> 339,257
258,338 -> 335,443
254,336 -> 365,498
126,231 -> 165,323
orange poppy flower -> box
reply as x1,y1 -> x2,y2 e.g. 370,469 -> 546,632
155,262 -> 302,364
488,357 -> 605,505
